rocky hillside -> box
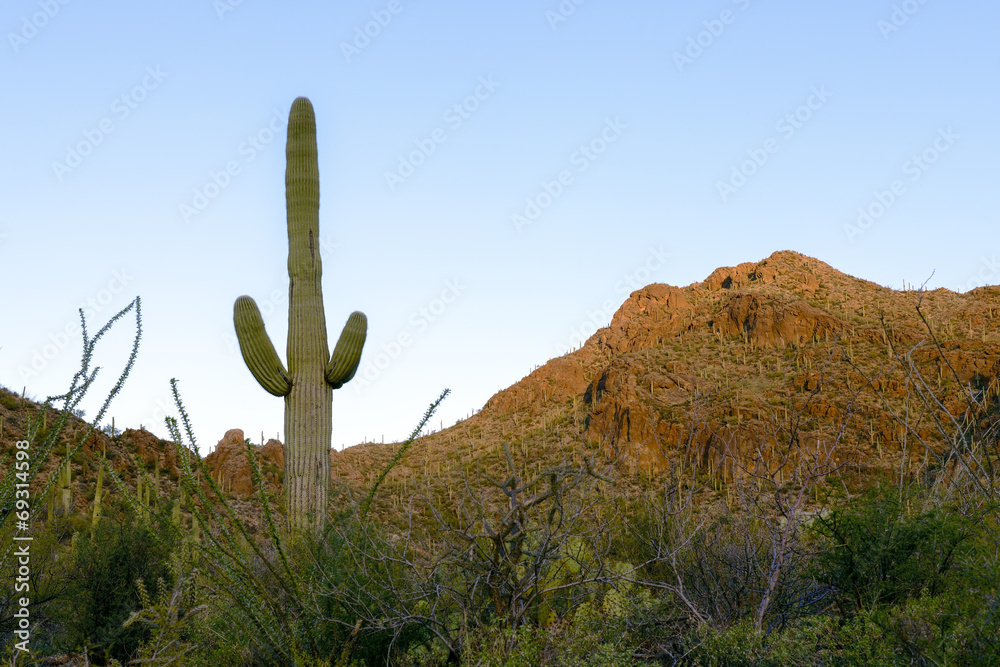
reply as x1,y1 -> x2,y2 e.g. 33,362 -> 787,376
332,249 -> 1000,497
0,389 -> 182,517
0,390 -> 283,527
4,250 -> 999,515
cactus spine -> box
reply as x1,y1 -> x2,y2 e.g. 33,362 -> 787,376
234,97 -> 367,533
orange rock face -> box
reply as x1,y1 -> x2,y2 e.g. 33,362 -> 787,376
470,250 -> 1000,474
204,429 -> 285,497
716,293 -> 843,349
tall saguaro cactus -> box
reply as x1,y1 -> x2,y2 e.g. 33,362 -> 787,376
234,97 -> 367,533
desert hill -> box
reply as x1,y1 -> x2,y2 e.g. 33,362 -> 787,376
329,249 -> 1000,505
3,250 -> 998,517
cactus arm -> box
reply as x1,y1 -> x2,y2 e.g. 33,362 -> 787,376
234,296 -> 292,397
326,311 -> 367,389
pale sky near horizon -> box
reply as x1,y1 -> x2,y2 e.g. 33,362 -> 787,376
2,0 -> 998,451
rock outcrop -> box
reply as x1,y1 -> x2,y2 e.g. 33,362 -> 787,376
203,429 -> 285,497
463,250 -> 1000,473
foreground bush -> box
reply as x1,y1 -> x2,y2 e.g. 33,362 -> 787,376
53,507 -> 178,662
809,481 -> 976,618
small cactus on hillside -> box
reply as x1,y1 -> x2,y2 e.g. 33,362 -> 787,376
60,442 -> 72,516
91,456 -> 104,530
234,97 -> 367,532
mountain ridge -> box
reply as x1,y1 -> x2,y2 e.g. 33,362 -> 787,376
329,249 -> 1000,498
5,249 -> 999,513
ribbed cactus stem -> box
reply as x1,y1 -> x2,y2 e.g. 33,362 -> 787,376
61,442 -> 72,516
234,97 -> 367,533
283,96 -> 333,533
92,459 -> 104,529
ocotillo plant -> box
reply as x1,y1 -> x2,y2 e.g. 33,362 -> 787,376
234,97 -> 367,533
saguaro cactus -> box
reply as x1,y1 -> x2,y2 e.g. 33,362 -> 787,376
60,442 -> 72,516
234,97 -> 367,532
91,458 -> 104,530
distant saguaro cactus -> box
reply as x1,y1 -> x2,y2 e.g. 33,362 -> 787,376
234,97 -> 367,533
60,442 -> 72,516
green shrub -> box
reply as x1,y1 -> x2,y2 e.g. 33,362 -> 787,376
53,507 -> 177,662
458,611 -> 634,667
0,392 -> 18,410
685,612 -> 896,666
881,547 -> 1000,666
809,482 -> 974,617
0,519 -> 77,657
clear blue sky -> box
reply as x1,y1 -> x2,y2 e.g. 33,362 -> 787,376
2,0 -> 997,450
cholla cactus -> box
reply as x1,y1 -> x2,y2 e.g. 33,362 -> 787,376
234,97 -> 367,533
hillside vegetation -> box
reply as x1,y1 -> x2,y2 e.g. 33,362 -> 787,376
2,251 -> 1000,665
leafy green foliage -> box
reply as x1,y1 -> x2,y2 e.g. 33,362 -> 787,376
809,482 -> 975,616
54,507 -> 177,662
